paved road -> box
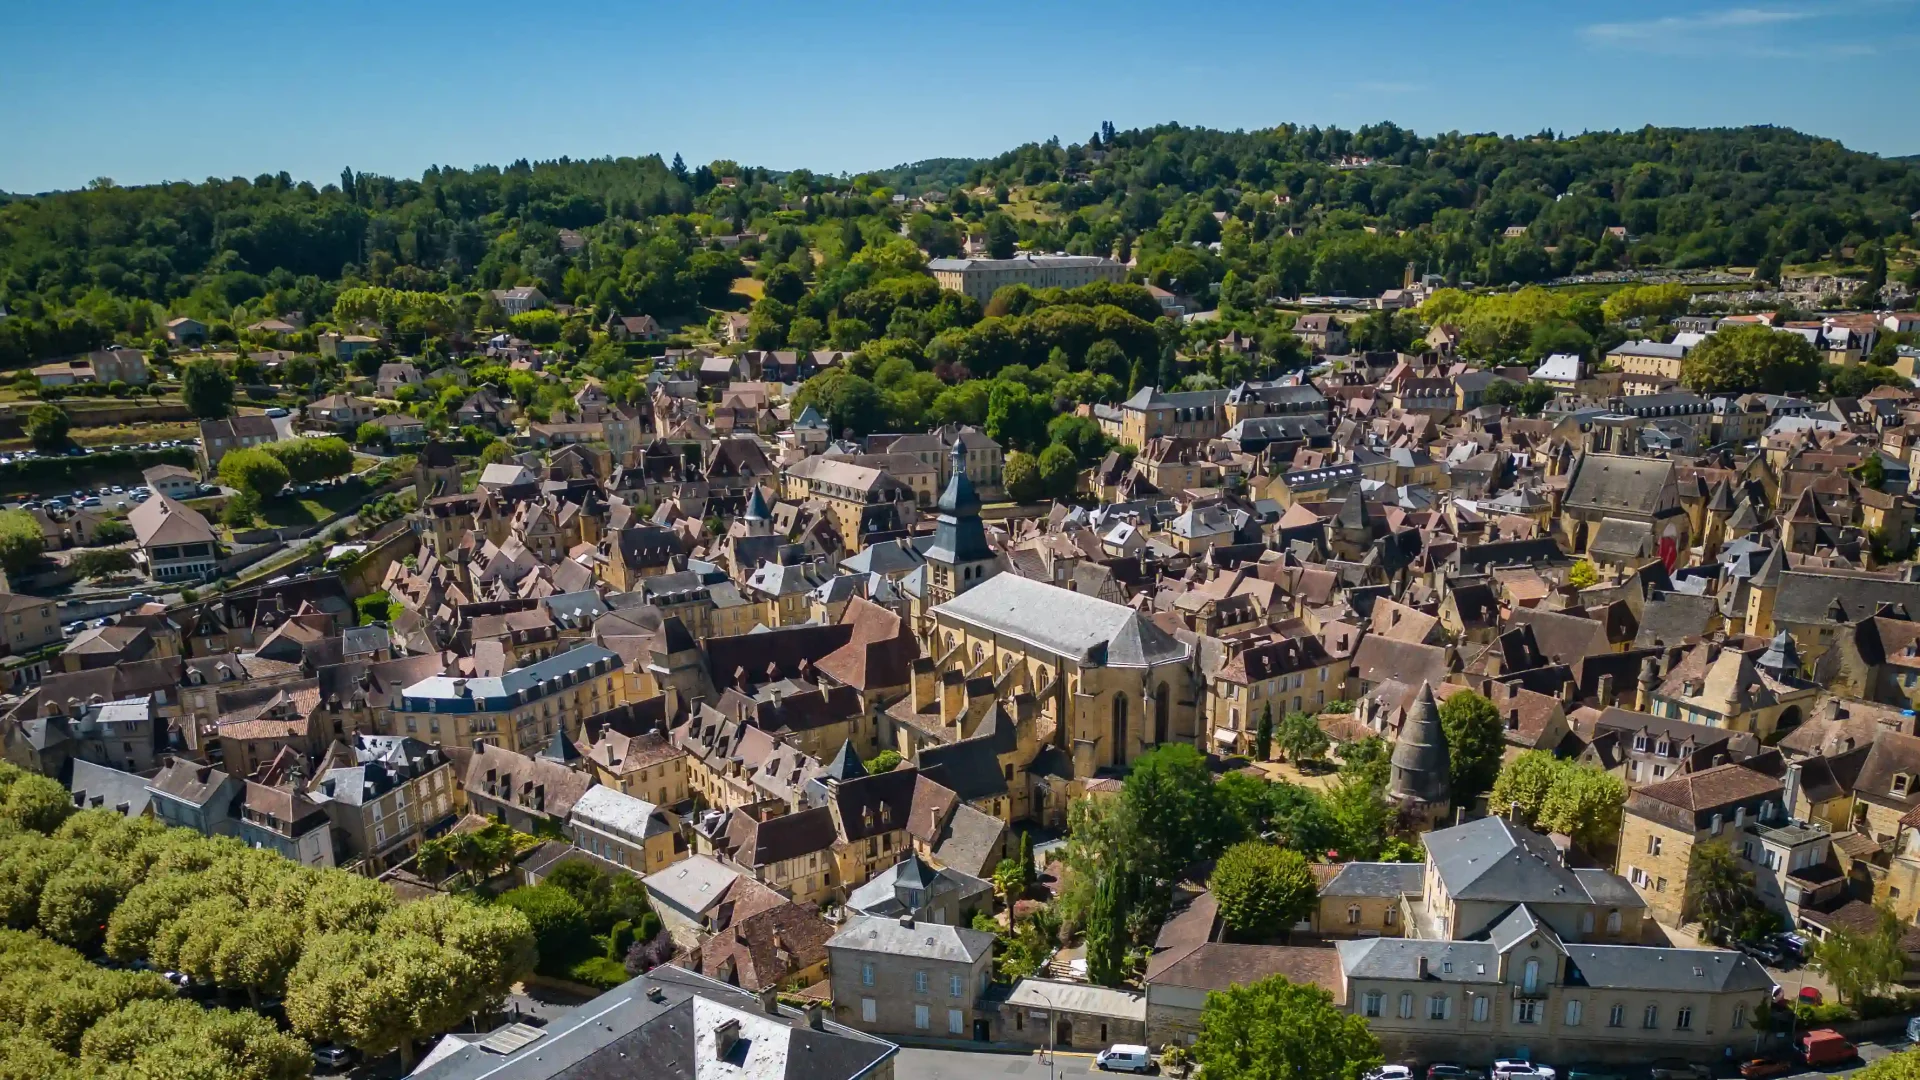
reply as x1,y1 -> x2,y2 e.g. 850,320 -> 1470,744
898,1047 -> 1099,1080
892,1042 -> 1919,1080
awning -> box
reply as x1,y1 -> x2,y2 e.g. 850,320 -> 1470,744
1213,727 -> 1240,747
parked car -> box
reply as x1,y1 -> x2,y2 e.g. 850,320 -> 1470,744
1796,1030 -> 1856,1068
1906,1015 -> 1920,1044
1494,1062 -> 1554,1080
1798,986 -> 1823,1006
1742,939 -> 1787,966
266,407 -> 290,418
1094,1045 -> 1154,1073
1649,1061 -> 1712,1080
1738,1059 -> 1793,1079
1428,1067 -> 1486,1080
81,497 -> 102,508
312,1044 -> 353,1068
1364,1068 -> 1414,1080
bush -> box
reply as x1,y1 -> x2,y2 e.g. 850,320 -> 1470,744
1792,1001 -> 1856,1025
567,956 -> 631,990
355,590 -> 396,625
498,884 -> 592,974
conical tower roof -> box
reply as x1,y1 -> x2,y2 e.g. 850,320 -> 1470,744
1707,478 -> 1736,514
1389,683 -> 1451,807
1754,544 -> 1785,588
744,484 -> 771,522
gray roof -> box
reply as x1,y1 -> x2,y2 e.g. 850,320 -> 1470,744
1564,453 -> 1674,517
932,573 -> 1189,669
402,643 -> 620,710
929,253 -> 1121,272
409,964 -> 896,1080
1336,938 -> 1501,983
826,914 -> 994,964
1565,944 -> 1772,993
1425,816 -> 1586,905
1320,861 -> 1424,899
1482,903 -> 1561,953
845,857 -> 991,919
570,786 -> 670,843
644,854 -> 743,917
1388,683 -> 1450,806
1571,868 -> 1648,909
1609,339 -> 1689,359
1003,978 -> 1146,1021
69,760 -> 153,818
1773,570 -> 1920,626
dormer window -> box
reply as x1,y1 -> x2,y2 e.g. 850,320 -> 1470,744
1633,735 -> 1649,753
1656,739 -> 1671,757
1895,773 -> 1913,798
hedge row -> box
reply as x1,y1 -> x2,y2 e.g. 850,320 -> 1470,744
0,447 -> 197,492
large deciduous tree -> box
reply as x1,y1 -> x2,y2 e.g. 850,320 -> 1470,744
1681,323 -> 1822,395
182,361 -> 234,419
1211,842 -> 1318,941
1193,975 -> 1381,1080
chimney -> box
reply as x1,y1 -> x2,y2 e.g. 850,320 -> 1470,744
1660,650 -> 1675,676
899,913 -> 915,929
1598,674 -> 1614,708
1783,762 -> 1803,820
1559,680 -> 1575,706
647,984 -> 666,1002
714,1019 -> 742,1060
1705,642 -> 1722,664
1507,709 -> 1520,731
805,1002 -> 823,1030
759,985 -> 779,1014
1418,955 -> 1429,978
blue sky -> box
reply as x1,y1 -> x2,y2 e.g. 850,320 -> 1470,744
2,0 -> 1914,193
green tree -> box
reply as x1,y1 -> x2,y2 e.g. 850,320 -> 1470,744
1686,840 -> 1763,937
863,749 -> 902,774
1035,443 -> 1080,500
498,884 -> 592,971
1003,451 -> 1044,503
1680,323 -> 1822,395
1568,560 -> 1599,588
2,771 -> 74,832
1437,689 -> 1504,802
1275,711 -> 1329,763
181,361 -> 234,419
217,447 -> 290,500
26,404 -> 69,451
1082,869 -> 1129,986
1537,765 -> 1627,852
0,510 -> 46,575
1812,903 -> 1908,1004
1255,705 -> 1274,761
221,491 -> 259,528
480,441 -> 514,465
355,421 -> 387,448
985,214 -> 1018,260
1192,975 -> 1381,1080
1210,842 -> 1317,941
1488,750 -> 1560,824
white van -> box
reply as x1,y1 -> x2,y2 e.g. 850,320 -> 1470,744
1095,1045 -> 1154,1073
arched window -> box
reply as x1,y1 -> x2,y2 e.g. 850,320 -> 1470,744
1522,958 -> 1540,995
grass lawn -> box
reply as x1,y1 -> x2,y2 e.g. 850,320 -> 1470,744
730,275 -> 764,301
255,483 -> 368,528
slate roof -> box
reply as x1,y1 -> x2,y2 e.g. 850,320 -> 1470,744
1319,861 -> 1424,899
932,573 -> 1188,668
827,914 -> 993,964
1564,944 -> 1771,992
1425,816 -> 1586,905
69,760 -> 153,818
409,964 -> 896,1080
1565,453 -> 1675,517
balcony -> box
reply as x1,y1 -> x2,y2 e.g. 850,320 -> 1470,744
1750,819 -> 1829,847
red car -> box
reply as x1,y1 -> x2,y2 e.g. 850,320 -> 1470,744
1798,987 -> 1824,1006
1739,1059 -> 1793,1080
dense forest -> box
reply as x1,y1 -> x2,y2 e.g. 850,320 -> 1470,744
1,122 -> 1917,374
